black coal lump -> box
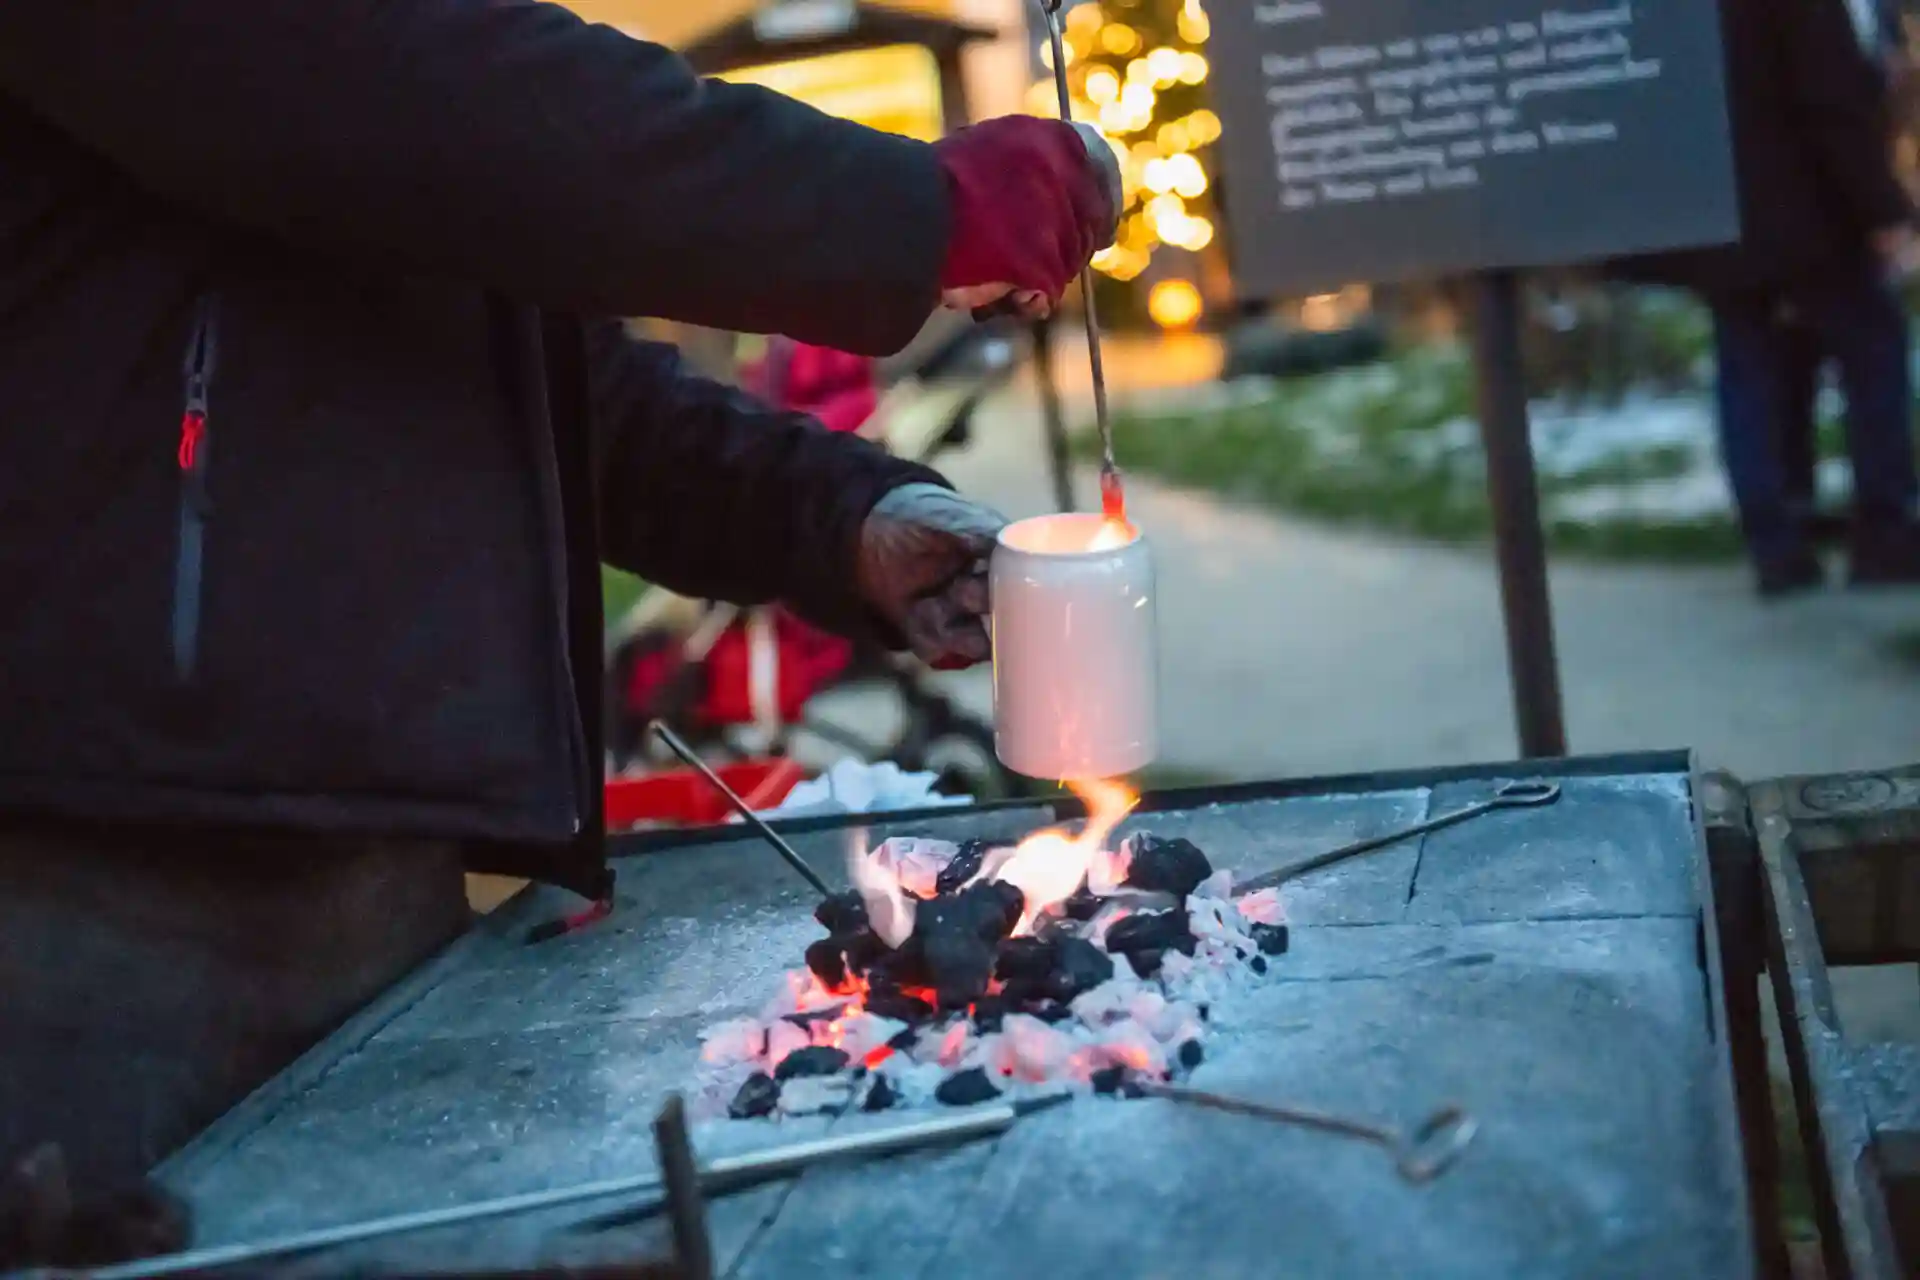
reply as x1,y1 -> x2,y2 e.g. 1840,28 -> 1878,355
924,933 -> 996,1010
1059,890 -> 1104,922
863,1073 -> 900,1112
804,939 -> 847,990
994,936 -> 1057,984
1250,955 -> 1269,975
935,1066 -> 1002,1107
729,1073 -> 780,1120
866,988 -> 937,1026
886,1027 -> 921,1052
1251,923 -> 1291,956
1123,834 -> 1213,899
1046,937 -> 1115,1003
842,929 -> 890,976
1029,1002 -> 1074,1024
1105,911 -> 1198,958
936,840 -> 1002,896
775,1046 -> 851,1081
1125,948 -> 1165,979
969,993 -> 1012,1034
1090,1065 -> 1127,1095
814,892 -> 868,936
1178,1040 -> 1204,1070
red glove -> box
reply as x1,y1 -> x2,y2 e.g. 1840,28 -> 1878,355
935,117 -> 1121,319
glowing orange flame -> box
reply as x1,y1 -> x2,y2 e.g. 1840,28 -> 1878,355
991,777 -> 1139,934
1085,516 -> 1135,553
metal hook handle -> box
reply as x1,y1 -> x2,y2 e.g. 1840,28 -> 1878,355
1393,1105 -> 1480,1184
1490,780 -> 1561,808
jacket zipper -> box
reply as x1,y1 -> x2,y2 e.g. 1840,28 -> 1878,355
173,295 -> 218,681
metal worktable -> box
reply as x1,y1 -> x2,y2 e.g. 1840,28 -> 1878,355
158,751 -> 1757,1278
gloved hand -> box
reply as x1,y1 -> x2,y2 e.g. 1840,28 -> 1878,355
857,483 -> 1007,669
935,117 -> 1123,320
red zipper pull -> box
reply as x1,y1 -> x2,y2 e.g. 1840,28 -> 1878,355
178,411 -> 206,471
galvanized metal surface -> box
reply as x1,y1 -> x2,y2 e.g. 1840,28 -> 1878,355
159,757 -> 1752,1278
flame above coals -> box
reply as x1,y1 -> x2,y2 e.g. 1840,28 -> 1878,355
850,779 -> 1139,940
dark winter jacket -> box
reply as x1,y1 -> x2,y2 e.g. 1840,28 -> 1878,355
0,0 -> 951,896
1612,0 -> 1913,301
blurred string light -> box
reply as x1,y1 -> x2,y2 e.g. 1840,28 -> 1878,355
1035,0 -> 1219,283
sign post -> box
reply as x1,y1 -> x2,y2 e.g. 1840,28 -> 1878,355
1205,0 -> 1739,758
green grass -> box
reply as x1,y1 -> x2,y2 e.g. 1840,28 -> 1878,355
1084,347 -> 1746,563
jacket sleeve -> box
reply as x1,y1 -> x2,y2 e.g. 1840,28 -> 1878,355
0,0 -> 946,355
586,321 -> 946,639
1775,0 -> 1913,234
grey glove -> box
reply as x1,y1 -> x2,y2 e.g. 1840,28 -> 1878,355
857,483 -> 1008,668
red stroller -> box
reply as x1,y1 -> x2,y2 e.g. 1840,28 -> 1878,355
605,325 -> 1028,816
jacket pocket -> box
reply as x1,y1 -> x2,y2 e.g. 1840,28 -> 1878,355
173,294 -> 218,681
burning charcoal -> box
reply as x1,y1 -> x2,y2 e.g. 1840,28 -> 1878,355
969,994 -> 1012,1034
1123,835 -> 1213,899
994,936 -> 1056,984
1105,911 -> 1199,959
781,1004 -> 847,1032
993,1013 -> 1075,1082
766,1020 -> 811,1070
1045,937 -> 1115,1004
1060,889 -> 1104,921
863,1074 -> 900,1113
1238,887 -> 1286,926
936,840 -> 1002,896
923,933 -> 995,1011
934,1066 -> 1002,1107
728,1072 -> 780,1120
698,1017 -> 766,1068
1126,949 -> 1165,979
1251,923 -> 1290,956
866,987 -> 937,1026
1178,1040 -> 1204,1070
779,1076 -> 855,1117
815,892 -> 868,936
803,939 -> 848,990
774,1046 -> 851,1081
867,940 -> 931,991
842,929 -> 889,976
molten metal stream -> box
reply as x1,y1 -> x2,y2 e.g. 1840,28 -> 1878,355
1099,467 -> 1126,524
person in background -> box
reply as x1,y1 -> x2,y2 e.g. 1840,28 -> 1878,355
1620,0 -> 1920,595
1771,0 -> 1913,564
0,0 -> 1120,1202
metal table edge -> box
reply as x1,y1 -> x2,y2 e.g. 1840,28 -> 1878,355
1752,779 -> 1907,1280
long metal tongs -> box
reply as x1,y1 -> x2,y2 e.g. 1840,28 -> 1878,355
1235,780 -> 1561,897
43,1097 -> 1069,1280
1034,0 -> 1123,517
1142,1084 -> 1477,1184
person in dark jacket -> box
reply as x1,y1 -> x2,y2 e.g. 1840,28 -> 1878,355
1617,0 -> 1920,595
0,0 -> 1120,1194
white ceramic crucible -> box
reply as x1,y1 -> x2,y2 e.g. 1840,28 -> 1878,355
989,513 -> 1158,780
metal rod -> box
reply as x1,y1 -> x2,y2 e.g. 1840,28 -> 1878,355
1039,0 -> 1120,501
654,1097 -> 713,1280
61,1102 -> 1047,1280
648,719 -> 832,899
1142,1084 -> 1477,1184
1467,269 -> 1567,758
1234,780 -> 1560,896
